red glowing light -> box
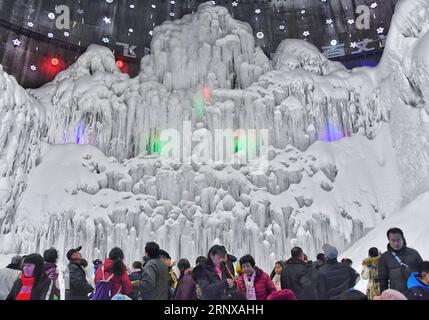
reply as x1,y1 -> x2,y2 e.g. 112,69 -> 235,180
40,56 -> 65,79
203,86 -> 211,100
116,60 -> 124,68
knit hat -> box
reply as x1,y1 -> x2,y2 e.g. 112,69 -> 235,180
323,244 -> 338,260
374,289 -> 407,300
11,255 -> 23,265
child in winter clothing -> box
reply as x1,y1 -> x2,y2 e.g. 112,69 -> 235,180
361,247 -> 381,300
270,261 -> 284,291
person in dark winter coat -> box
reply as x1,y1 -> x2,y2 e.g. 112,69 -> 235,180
133,242 -> 169,300
405,261 -> 429,300
128,261 -> 143,300
174,259 -> 198,300
6,254 -> 52,300
95,247 -> 132,297
315,253 -> 327,270
0,255 -> 22,300
192,245 -> 236,300
43,248 -> 60,300
317,244 -> 360,300
220,246 -> 237,280
236,255 -> 276,300
379,228 -> 423,294
281,247 -> 318,300
65,246 -> 93,300
194,256 -> 208,300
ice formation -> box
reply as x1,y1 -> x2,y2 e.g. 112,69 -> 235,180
0,0 -> 428,272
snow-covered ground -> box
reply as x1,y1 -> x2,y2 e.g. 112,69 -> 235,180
1,0 -> 429,273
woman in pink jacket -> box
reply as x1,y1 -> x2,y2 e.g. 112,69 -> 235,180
95,248 -> 132,297
236,255 -> 277,300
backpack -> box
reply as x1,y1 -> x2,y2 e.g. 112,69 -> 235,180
91,265 -> 121,300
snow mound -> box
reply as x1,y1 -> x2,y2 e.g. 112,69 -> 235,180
378,0 -> 429,203
0,66 -> 46,234
273,39 -> 346,75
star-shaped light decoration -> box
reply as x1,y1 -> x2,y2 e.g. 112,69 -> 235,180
371,2 -> 378,9
326,19 -> 333,25
102,37 -> 110,43
103,16 -> 112,24
169,12 -> 175,17
232,1 -> 238,7
30,65 -> 37,71
256,31 -> 264,39
27,22 -> 34,27
377,27 -> 384,34
48,33 -> 54,38
12,39 -> 21,46
330,40 -> 338,46
303,30 -> 310,37
279,25 -> 285,30
149,30 -> 153,36
350,42 -> 358,48
348,19 -> 355,24
255,9 -> 261,14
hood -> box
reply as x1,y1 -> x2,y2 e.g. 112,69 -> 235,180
362,256 -> 380,266
407,272 -> 429,290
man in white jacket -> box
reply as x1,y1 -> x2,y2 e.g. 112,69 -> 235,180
0,255 -> 22,300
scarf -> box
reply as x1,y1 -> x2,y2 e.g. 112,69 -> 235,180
16,274 -> 35,300
244,271 -> 257,300
273,274 -> 282,291
214,265 -> 222,280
